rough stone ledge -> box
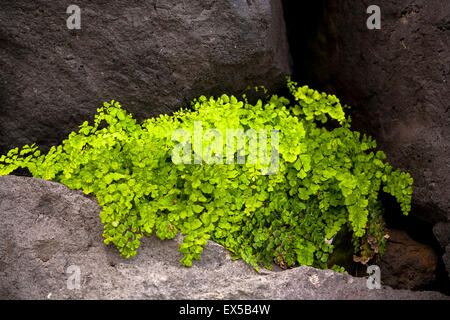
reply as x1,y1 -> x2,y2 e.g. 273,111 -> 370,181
0,175 -> 448,300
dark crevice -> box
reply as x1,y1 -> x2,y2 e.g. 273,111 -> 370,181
10,167 -> 32,177
281,0 -> 335,92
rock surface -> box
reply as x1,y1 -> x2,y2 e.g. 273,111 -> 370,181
0,175 -> 448,300
433,222 -> 450,249
0,0 -> 290,155
283,0 -> 449,283
444,245 -> 450,277
379,229 -> 438,290
286,0 -> 449,224
433,221 -> 450,278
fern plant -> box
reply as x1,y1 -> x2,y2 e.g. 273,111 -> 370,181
0,78 -> 412,271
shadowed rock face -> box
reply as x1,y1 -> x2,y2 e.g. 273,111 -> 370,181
0,0 -> 290,155
444,246 -> 450,277
0,175 -> 448,300
285,0 -> 449,224
282,0 -> 449,283
433,222 -> 450,250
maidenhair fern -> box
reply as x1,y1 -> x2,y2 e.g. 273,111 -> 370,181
0,78 -> 412,271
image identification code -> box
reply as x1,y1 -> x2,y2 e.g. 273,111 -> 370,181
179,304 -> 271,317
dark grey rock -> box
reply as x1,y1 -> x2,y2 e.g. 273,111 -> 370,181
0,175 -> 448,300
444,245 -> 450,277
0,0 -> 290,155
288,0 -> 450,225
433,222 -> 450,249
285,1 -> 450,284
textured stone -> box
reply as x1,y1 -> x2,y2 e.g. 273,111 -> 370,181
283,0 -> 449,284
0,175 -> 448,300
433,222 -> 450,249
285,0 -> 449,224
379,229 -> 438,290
345,1 -> 449,224
0,0 -> 290,155
444,245 -> 450,277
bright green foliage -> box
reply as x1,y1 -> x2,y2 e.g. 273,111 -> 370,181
331,265 -> 348,274
0,78 -> 413,271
